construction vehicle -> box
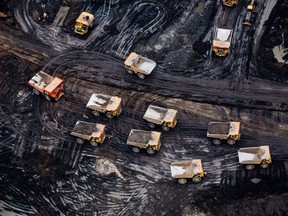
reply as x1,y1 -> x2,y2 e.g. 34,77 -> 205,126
207,121 -> 241,145
126,129 -> 161,154
74,12 -> 94,35
28,71 -> 64,101
143,105 -> 178,131
222,0 -> 238,7
71,121 -> 106,146
86,93 -> 122,118
247,0 -> 256,11
212,28 -> 233,57
243,0 -> 257,26
238,145 -> 272,170
171,159 -> 206,184
124,52 -> 157,79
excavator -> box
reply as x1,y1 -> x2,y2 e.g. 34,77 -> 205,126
222,0 -> 238,7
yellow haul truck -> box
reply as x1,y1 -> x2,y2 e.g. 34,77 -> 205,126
222,0 -> 238,7
86,93 -> 122,118
126,129 -> 161,154
207,121 -> 241,145
212,28 -> 233,57
243,0 -> 257,26
143,105 -> 178,131
74,12 -> 94,35
171,159 -> 206,184
124,52 -> 156,79
71,121 -> 106,146
238,145 -> 272,170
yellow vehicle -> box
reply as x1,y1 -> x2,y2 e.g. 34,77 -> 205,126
238,145 -> 272,170
86,93 -> 122,118
222,0 -> 238,7
71,121 -> 106,146
143,105 -> 178,131
126,129 -> 161,154
171,159 -> 206,184
212,28 -> 233,57
243,0 -> 257,26
207,121 -> 241,145
28,71 -> 64,101
247,0 -> 256,11
124,52 -> 156,79
74,12 -> 94,35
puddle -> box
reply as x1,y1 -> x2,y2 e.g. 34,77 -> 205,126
193,1 -> 205,14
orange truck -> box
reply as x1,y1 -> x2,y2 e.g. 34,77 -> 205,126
28,71 -> 64,101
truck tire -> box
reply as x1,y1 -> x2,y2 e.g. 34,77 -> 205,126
90,139 -> 98,146
147,147 -> 155,155
227,139 -> 236,145
192,176 -> 202,183
178,178 -> 187,184
212,139 -> 221,145
76,138 -> 84,144
106,113 -> 113,119
132,147 -> 140,153
92,110 -> 100,116
162,124 -> 170,131
44,95 -> 51,101
137,73 -> 145,79
260,163 -> 269,169
245,164 -> 254,170
127,69 -> 133,74
148,122 -> 156,129
33,89 -> 40,95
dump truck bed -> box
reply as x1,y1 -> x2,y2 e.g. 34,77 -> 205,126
238,145 -> 271,164
76,12 -> 94,26
127,129 -> 161,148
28,71 -> 54,91
207,122 -> 240,137
124,52 -> 156,75
213,28 -> 233,48
171,159 -> 203,179
86,94 -> 121,112
71,121 -> 105,140
143,105 -> 177,125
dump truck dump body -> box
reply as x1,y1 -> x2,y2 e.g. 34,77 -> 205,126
207,122 -> 240,139
74,12 -> 94,35
238,145 -> 271,164
222,0 -> 238,7
171,159 -> 204,179
127,129 -> 161,151
143,105 -> 177,127
124,52 -> 156,78
86,93 -> 122,117
212,28 -> 233,56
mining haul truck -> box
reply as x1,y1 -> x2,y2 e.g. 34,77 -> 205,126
143,105 -> 178,131
222,0 -> 238,7
74,12 -> 94,35
28,71 -> 64,101
71,121 -> 106,146
243,0 -> 257,26
207,121 -> 241,145
238,145 -> 272,170
86,93 -> 122,118
126,129 -> 161,154
212,28 -> 233,57
124,52 -> 157,79
171,159 -> 206,184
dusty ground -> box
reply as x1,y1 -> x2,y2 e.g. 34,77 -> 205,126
0,0 -> 288,215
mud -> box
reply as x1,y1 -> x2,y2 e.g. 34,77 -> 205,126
0,0 -> 288,215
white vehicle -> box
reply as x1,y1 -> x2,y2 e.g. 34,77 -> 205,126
212,28 -> 233,56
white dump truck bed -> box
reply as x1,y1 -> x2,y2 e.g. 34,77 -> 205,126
127,129 -> 161,148
213,28 -> 233,48
28,71 -> 54,90
143,105 -> 177,125
86,94 -> 121,112
71,121 -> 105,140
124,52 -> 156,75
171,159 -> 203,179
238,145 -> 271,164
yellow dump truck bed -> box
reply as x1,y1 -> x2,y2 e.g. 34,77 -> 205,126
86,94 -> 121,112
143,105 -> 177,125
76,12 -> 94,26
238,145 -> 271,164
124,52 -> 156,75
207,122 -> 240,138
126,129 -> 161,149
171,159 -> 203,179
71,121 -> 105,140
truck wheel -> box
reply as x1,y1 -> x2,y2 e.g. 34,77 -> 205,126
76,138 -> 84,144
92,110 -> 100,116
178,178 -> 187,184
162,125 -> 170,131
212,139 -> 221,145
106,113 -> 113,119
132,147 -> 140,153
148,122 -> 156,129
90,139 -> 98,146
44,95 -> 51,101
227,139 -> 236,145
192,176 -> 202,183
147,147 -> 155,155
33,89 -> 40,95
137,73 -> 145,79
127,69 -> 133,74
245,164 -> 254,170
260,163 -> 269,169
